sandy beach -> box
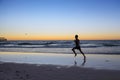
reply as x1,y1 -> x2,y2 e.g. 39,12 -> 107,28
0,52 -> 120,80
0,63 -> 120,80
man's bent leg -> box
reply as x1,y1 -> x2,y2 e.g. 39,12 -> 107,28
79,48 -> 86,60
72,48 -> 77,57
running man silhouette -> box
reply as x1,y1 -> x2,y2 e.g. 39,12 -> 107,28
72,35 -> 86,60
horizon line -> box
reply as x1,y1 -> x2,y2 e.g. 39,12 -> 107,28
7,39 -> 120,41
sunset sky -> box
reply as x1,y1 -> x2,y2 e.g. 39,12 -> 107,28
0,0 -> 120,40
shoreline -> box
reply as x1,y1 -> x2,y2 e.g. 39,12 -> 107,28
0,50 -> 120,55
0,52 -> 120,70
0,62 -> 120,80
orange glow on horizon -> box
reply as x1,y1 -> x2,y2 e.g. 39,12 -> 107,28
4,34 -> 120,40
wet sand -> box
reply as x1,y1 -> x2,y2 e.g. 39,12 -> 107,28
0,52 -> 120,70
0,63 -> 120,80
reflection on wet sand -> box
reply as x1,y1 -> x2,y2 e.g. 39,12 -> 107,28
74,58 -> 86,66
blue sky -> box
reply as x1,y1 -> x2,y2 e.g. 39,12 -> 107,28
0,0 -> 120,40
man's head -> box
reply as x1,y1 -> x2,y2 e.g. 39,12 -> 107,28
75,35 -> 78,39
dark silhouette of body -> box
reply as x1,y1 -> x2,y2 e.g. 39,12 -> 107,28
72,35 -> 86,60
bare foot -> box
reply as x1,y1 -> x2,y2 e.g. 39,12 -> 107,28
74,53 -> 77,57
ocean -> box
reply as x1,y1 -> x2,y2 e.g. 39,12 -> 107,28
0,40 -> 120,54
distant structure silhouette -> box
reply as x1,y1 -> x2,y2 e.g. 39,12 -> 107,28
0,37 -> 7,42
72,35 -> 86,60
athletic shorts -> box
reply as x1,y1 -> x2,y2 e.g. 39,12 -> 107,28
74,46 -> 80,49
